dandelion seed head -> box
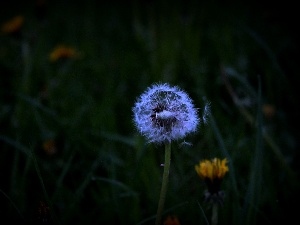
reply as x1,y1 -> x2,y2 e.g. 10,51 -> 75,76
132,83 -> 201,144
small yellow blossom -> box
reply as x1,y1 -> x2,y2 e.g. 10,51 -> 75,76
262,104 -> 276,119
1,15 -> 24,34
42,139 -> 57,156
49,45 -> 79,62
163,215 -> 181,225
195,158 -> 229,181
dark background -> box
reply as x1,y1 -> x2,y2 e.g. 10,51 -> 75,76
1,0 -> 299,224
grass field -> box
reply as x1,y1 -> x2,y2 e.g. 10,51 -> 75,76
1,1 -> 299,224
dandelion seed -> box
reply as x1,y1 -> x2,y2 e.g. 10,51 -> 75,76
202,101 -> 211,124
132,83 -> 202,144
178,140 -> 193,148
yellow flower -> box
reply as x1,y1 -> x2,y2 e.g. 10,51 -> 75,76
49,45 -> 79,62
1,15 -> 24,34
163,215 -> 181,225
42,139 -> 57,156
262,104 -> 276,119
195,158 -> 229,181
195,158 -> 229,204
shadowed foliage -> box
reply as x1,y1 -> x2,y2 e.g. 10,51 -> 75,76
0,0 -> 299,224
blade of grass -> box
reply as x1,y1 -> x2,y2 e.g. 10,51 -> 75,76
197,200 -> 210,225
220,66 -> 297,182
244,76 -> 263,225
0,135 -> 30,156
209,113 -> 242,224
0,188 -> 25,221
51,153 -> 75,203
30,146 -> 59,224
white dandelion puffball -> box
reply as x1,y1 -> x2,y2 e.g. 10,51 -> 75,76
132,83 -> 200,144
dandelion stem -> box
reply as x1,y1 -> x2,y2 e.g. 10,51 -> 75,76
155,142 -> 171,225
211,203 -> 218,225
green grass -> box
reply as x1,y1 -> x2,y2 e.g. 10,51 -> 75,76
1,0 -> 299,224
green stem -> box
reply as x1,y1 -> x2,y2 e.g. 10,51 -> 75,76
211,203 -> 218,225
155,142 -> 172,225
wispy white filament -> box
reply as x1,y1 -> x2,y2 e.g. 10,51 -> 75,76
155,110 -> 175,120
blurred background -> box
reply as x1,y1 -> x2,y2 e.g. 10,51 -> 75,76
0,0 -> 299,224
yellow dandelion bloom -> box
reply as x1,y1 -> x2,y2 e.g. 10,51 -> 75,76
42,139 -> 57,156
163,215 -> 181,225
262,104 -> 276,119
195,158 -> 229,181
49,45 -> 79,62
1,15 -> 24,34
